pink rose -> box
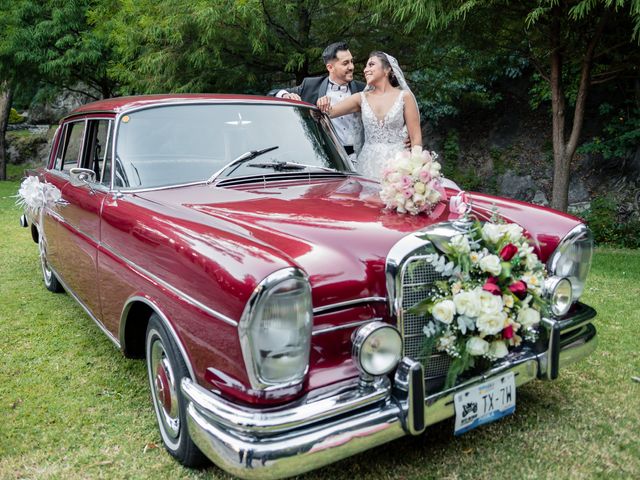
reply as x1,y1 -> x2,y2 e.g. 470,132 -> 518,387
483,278 -> 502,296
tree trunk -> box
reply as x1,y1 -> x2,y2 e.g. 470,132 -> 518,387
549,9 -> 569,212
0,80 -> 13,181
549,8 -> 606,212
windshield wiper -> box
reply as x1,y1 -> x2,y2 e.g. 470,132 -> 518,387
250,161 -> 340,173
206,146 -> 279,185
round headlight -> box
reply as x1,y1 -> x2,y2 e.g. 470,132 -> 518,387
352,322 -> 402,377
547,224 -> 593,300
544,276 -> 573,317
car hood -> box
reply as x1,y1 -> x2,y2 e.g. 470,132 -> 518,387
137,177 -> 582,309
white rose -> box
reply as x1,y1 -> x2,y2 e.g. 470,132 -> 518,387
427,189 -> 441,204
476,311 -> 507,336
414,181 -> 426,194
451,281 -> 463,295
478,290 -> 504,314
488,340 -> 509,359
469,251 -> 480,264
466,337 -> 490,356
481,223 -> 503,244
517,307 -> 540,328
411,145 -> 423,156
450,234 -> 471,254
479,254 -> 502,276
502,294 -> 514,309
432,299 -> 456,325
429,161 -> 441,176
388,172 -> 401,183
453,291 -> 481,318
502,223 -> 523,242
525,253 -> 540,270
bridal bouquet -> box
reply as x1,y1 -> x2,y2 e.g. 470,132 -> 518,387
379,146 -> 446,215
16,176 -> 61,214
410,217 -> 548,387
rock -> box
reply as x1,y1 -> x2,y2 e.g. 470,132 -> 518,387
5,130 -> 50,165
568,178 -> 590,203
568,202 -> 591,216
498,171 -> 536,201
28,87 -> 98,123
532,190 -> 549,206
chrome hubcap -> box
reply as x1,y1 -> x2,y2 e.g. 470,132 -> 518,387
150,339 -> 180,439
39,237 -> 52,284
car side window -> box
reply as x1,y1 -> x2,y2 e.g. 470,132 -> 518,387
60,121 -> 86,172
80,119 -> 113,186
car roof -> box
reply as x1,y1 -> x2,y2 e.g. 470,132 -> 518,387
64,93 -> 302,120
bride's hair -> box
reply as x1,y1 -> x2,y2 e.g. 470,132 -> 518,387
369,51 -> 399,87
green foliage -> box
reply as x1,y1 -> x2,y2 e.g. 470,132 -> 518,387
8,108 -> 24,124
579,105 -> 640,160
581,196 -> 640,248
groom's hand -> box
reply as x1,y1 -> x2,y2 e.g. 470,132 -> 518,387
283,92 -> 302,101
316,96 -> 331,113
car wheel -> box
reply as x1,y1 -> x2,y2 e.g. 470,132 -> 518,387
39,236 -> 63,293
145,313 -> 208,467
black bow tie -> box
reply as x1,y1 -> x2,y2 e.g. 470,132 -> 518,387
329,81 -> 349,93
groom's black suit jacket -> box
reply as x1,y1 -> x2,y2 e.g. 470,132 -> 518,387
268,76 -> 366,105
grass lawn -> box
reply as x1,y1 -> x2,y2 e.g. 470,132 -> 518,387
1,178 -> 638,479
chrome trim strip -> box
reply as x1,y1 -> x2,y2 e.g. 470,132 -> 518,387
311,318 -> 382,336
119,296 -> 196,381
99,242 -> 238,327
312,297 -> 387,315
546,223 -> 592,273
50,265 -> 120,348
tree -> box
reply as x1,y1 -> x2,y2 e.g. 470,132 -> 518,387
94,0 -> 412,94
380,0 -> 640,211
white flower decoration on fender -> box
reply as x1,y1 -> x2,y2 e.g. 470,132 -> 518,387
408,215 -> 550,388
16,176 -> 62,214
379,146 -> 447,216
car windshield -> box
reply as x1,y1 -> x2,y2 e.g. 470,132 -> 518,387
114,103 -> 351,189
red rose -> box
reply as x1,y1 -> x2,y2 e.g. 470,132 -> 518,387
500,243 -> 518,261
483,280 -> 502,296
502,324 -> 514,339
508,280 -> 528,299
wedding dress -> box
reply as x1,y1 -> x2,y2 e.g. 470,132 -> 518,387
356,91 -> 408,181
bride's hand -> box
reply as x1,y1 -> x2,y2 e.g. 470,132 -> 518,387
316,96 -> 331,113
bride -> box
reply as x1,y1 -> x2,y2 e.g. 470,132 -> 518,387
318,51 -> 422,180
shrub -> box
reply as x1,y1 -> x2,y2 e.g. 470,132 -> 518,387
581,196 -> 640,248
9,108 -> 26,124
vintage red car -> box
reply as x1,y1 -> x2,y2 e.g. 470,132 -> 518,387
19,94 -> 597,479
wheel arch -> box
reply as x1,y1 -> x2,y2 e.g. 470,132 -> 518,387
119,296 -> 196,380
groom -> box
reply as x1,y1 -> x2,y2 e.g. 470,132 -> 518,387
269,41 -> 365,155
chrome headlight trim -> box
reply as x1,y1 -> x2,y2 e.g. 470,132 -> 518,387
239,267 -> 313,391
544,276 -> 573,317
547,224 -> 593,301
352,321 -> 402,377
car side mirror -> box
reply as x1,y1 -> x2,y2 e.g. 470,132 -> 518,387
69,167 -> 97,187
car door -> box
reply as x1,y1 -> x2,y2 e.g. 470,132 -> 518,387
47,117 -> 114,319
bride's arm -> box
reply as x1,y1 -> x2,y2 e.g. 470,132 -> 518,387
403,91 -> 422,148
316,93 -> 361,118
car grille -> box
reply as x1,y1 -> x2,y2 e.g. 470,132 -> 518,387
399,256 -> 452,382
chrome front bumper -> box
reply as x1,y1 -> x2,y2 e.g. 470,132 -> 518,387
181,304 -> 597,480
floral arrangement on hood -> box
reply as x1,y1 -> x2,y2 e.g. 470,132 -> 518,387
379,146 -> 447,215
16,176 -> 62,215
410,213 -> 548,388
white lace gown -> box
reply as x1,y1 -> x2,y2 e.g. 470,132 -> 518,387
356,91 -> 407,181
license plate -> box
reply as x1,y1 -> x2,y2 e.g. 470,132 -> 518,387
453,372 -> 516,435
